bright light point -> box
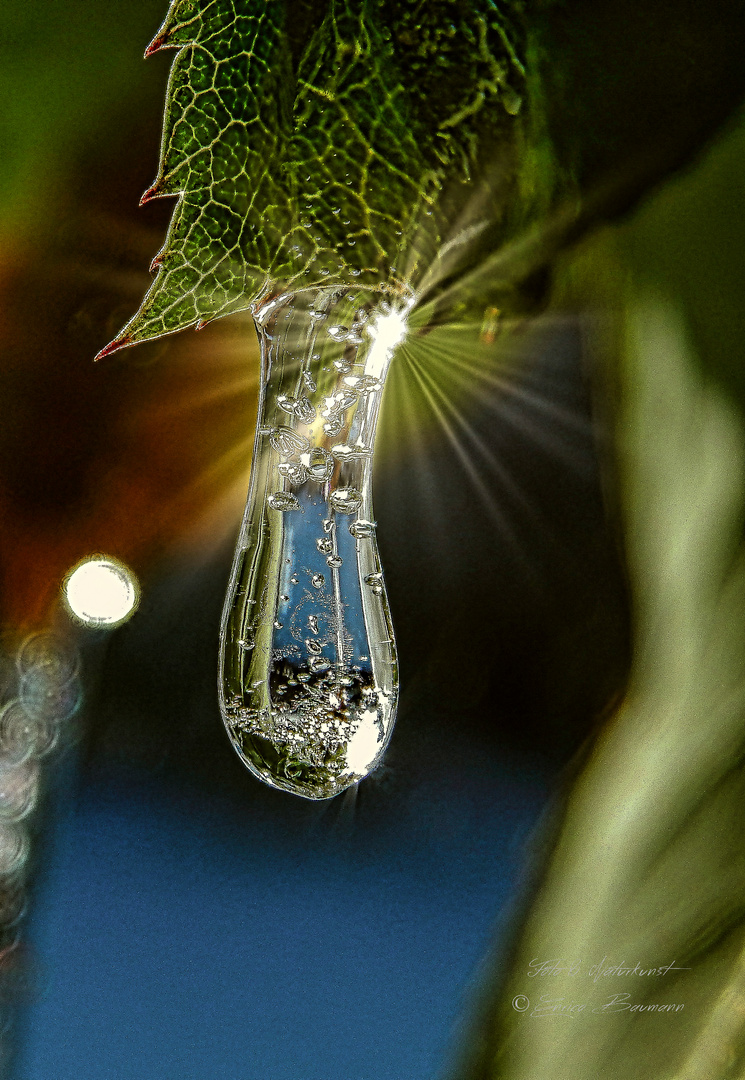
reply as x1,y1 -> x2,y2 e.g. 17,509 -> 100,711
365,306 -> 409,378
345,712 -> 382,776
63,557 -> 139,628
372,308 -> 408,351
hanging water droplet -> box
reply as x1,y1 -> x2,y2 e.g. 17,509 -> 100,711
268,492 -> 300,512
349,519 -> 376,539
220,289 -> 401,799
330,488 -> 362,515
303,371 -> 316,393
238,631 -> 255,650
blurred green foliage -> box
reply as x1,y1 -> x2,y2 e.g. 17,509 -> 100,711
0,1 -> 164,240
447,95 -> 745,1080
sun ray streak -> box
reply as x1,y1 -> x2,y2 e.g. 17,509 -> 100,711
405,350 -> 543,520
400,349 -> 540,567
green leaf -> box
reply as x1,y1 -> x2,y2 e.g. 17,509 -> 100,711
97,0 -> 532,356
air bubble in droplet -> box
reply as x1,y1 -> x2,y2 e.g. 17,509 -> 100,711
269,427 -> 309,456
278,461 -> 308,485
323,416 -> 344,437
304,447 -> 333,482
349,519 -> 376,539
333,387 -> 359,411
327,325 -> 349,341
316,537 -> 333,555
330,488 -> 362,515
306,639 -> 322,655
311,574 -> 325,589
326,555 -> 343,569
294,397 -> 316,424
343,375 -> 381,393
331,444 -> 371,461
268,492 -> 300,512
309,656 -> 330,674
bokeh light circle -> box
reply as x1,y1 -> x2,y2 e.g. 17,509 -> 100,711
62,557 -> 139,628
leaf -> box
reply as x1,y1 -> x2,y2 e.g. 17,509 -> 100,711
96,0 -> 533,357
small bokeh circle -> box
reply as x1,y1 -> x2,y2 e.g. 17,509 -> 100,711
62,556 -> 139,628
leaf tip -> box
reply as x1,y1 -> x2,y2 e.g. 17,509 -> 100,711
144,32 -> 169,58
139,185 -> 160,207
94,335 -> 132,362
